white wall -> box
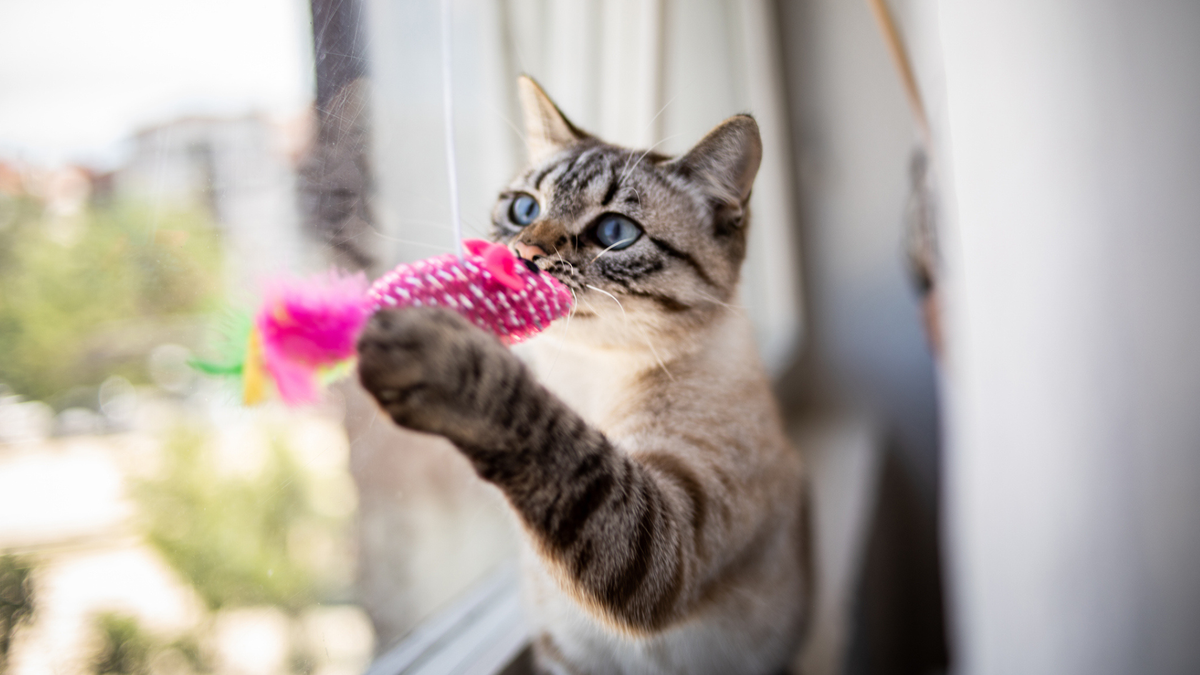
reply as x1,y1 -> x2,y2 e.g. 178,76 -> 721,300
933,2 -> 1200,673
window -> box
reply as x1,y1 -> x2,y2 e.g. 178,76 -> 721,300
0,1 -> 804,673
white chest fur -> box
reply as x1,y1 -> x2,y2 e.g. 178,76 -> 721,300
515,337 -> 649,430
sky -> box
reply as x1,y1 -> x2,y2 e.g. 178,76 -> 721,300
0,0 -> 315,168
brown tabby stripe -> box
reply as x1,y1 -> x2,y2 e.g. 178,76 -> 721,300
544,148 -> 584,191
555,148 -> 604,190
639,452 -> 710,557
624,290 -> 692,312
445,359 -> 699,631
642,165 -> 686,195
595,255 -> 665,285
533,163 -> 558,191
534,148 -> 577,190
574,160 -> 611,193
601,172 -> 621,205
646,235 -> 720,288
552,150 -> 584,185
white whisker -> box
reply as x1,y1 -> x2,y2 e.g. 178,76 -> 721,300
488,100 -> 527,145
460,214 -> 489,237
694,290 -> 743,310
363,229 -> 456,253
590,240 -> 627,263
645,94 -> 677,137
585,284 -> 627,322
551,246 -> 580,276
545,287 -> 577,379
389,217 -> 473,233
627,185 -> 645,206
618,95 -> 677,177
618,132 -> 688,185
584,283 -> 674,379
640,329 -> 675,382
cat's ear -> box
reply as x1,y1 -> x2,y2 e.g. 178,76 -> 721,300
518,75 -> 589,163
670,115 -> 762,211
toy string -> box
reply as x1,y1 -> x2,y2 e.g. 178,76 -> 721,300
440,0 -> 464,260
866,0 -> 931,149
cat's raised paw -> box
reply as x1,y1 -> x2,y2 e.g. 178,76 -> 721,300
356,306 -> 517,438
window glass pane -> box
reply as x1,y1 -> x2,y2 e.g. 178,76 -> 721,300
1,0 -> 805,669
0,1 -> 375,672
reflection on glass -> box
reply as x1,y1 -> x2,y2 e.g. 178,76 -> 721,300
0,0 -> 379,671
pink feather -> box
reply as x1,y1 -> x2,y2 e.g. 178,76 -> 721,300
256,270 -> 371,404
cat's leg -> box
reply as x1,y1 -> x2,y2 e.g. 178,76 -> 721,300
357,307 -> 713,634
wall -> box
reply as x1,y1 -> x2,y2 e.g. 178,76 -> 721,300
934,2 -> 1200,673
774,0 -> 947,672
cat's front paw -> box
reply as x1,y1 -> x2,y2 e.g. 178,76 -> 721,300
356,307 -> 523,443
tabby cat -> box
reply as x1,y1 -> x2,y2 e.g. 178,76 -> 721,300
357,77 -> 808,674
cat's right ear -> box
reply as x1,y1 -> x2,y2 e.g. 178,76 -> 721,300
669,115 -> 762,211
518,75 -> 589,164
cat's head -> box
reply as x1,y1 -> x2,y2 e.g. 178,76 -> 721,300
493,76 -> 762,350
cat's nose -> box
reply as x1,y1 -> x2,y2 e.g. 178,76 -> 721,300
514,241 -> 547,261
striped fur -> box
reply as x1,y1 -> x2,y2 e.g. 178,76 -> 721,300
357,77 -> 808,674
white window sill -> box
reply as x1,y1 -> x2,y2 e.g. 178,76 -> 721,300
364,564 -> 532,675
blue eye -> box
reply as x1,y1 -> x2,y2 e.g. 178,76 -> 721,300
509,194 -> 540,226
595,214 -> 642,250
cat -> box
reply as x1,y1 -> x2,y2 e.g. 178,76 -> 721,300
357,76 -> 809,675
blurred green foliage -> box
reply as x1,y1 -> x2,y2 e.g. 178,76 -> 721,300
165,634 -> 212,675
0,194 -> 222,401
91,613 -> 152,675
133,428 -> 330,613
0,555 -> 36,671
89,613 -> 212,675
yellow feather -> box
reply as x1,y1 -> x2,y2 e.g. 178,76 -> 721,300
242,327 -> 268,405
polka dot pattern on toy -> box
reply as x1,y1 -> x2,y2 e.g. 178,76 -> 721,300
366,239 -> 575,345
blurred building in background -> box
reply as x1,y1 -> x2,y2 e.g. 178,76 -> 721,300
115,114 -> 314,297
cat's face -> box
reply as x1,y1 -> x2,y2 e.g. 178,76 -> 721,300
493,77 -> 762,350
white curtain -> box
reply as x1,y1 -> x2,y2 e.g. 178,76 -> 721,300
907,1 -> 1200,673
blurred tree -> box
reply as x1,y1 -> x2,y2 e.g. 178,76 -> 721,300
89,613 -> 212,675
0,194 -> 222,402
133,428 -> 337,613
0,555 -> 35,671
91,613 -> 152,675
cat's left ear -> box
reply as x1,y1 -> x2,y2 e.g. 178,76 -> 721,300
669,115 -> 762,220
517,75 -> 590,164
